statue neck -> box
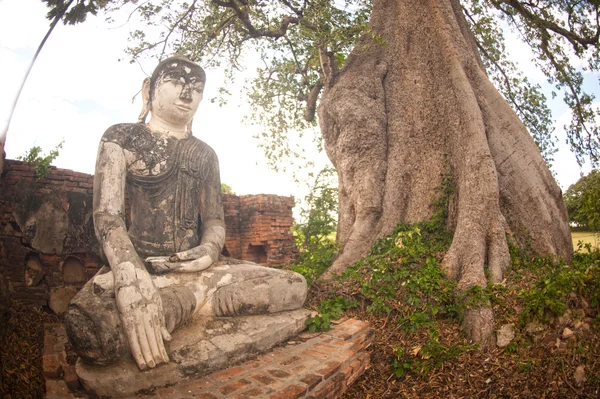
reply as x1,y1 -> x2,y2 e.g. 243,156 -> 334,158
146,117 -> 191,140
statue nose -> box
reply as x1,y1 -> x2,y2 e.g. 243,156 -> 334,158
180,85 -> 193,101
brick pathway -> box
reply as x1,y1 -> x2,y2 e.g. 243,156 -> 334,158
45,319 -> 372,399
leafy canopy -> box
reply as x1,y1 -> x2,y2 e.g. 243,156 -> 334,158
564,169 -> 600,231
41,0 -> 600,169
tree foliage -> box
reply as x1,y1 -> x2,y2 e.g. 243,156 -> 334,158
292,166 -> 338,284
42,0 -> 600,170
220,182 -> 235,194
564,169 -> 600,231
17,140 -> 64,180
42,0 -> 109,24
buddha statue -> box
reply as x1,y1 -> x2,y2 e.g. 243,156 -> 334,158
65,56 -> 307,371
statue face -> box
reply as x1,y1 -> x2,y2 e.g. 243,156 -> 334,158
150,66 -> 204,127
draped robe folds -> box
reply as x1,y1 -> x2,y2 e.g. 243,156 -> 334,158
102,123 -> 225,260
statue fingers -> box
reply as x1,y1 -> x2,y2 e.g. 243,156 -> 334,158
161,326 -> 172,342
136,317 -> 156,368
153,293 -> 171,361
169,246 -> 206,262
178,255 -> 212,272
145,257 -> 177,274
154,321 -> 170,363
143,312 -> 164,366
124,320 -> 147,370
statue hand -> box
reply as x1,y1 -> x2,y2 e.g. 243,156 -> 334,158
145,256 -> 178,274
170,244 -> 217,262
145,254 -> 213,274
114,262 -> 171,370
168,244 -> 215,272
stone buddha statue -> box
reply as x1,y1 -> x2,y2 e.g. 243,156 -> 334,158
65,56 -> 307,372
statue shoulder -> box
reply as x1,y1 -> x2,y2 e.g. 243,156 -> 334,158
189,136 -> 219,164
101,123 -> 147,147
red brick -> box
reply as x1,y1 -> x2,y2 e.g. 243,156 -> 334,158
178,376 -> 213,392
250,373 -> 276,385
63,364 -> 81,391
219,378 -> 252,395
44,334 -> 58,356
45,380 -> 73,399
212,366 -> 246,382
313,343 -> 339,353
232,387 -> 265,398
316,360 -> 342,380
300,373 -> 322,390
266,369 -> 291,379
343,348 -> 358,358
302,349 -> 330,360
43,354 -> 63,379
156,386 -> 184,399
268,384 -> 307,399
243,360 -> 262,370
278,355 -> 302,366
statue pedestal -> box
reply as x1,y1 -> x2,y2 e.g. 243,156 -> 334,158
45,316 -> 373,399
76,309 -> 311,397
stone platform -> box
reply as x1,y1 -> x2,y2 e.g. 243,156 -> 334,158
76,310 -> 312,397
45,318 -> 372,399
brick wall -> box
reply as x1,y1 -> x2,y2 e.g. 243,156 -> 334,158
223,194 -> 297,267
0,160 -> 297,308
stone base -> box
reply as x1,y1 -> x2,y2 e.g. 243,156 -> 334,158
45,317 -> 373,399
76,309 -> 311,397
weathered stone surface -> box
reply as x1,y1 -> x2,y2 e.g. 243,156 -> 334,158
49,287 -> 78,315
66,56 -> 308,376
76,309 -> 311,397
496,323 -> 515,348
61,257 -> 85,284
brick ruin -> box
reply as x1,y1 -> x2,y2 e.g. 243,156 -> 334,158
0,160 -> 297,310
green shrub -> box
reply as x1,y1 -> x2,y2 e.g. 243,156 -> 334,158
18,140 -> 64,180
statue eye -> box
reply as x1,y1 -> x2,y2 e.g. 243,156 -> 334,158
164,76 -> 183,86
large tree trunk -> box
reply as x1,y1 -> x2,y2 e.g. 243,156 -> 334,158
317,0 -> 572,345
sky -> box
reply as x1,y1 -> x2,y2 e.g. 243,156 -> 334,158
0,0 -> 326,201
0,0 -> 596,207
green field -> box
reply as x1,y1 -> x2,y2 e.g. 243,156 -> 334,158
571,231 -> 599,251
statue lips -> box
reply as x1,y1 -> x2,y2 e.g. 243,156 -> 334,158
175,104 -> 192,112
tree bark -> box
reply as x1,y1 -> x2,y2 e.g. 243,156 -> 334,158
317,0 -> 572,345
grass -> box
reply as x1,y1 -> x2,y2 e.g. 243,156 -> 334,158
571,231 -> 599,251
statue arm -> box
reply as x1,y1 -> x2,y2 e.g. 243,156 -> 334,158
93,139 -> 170,370
198,152 -> 226,261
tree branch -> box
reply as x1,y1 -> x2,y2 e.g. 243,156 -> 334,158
278,0 -> 303,16
491,0 -> 599,51
462,7 -> 545,138
210,0 -> 314,39
160,0 -> 199,58
304,79 -> 323,122
319,47 -> 338,88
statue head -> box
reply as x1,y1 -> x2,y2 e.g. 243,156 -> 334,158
138,55 -> 206,128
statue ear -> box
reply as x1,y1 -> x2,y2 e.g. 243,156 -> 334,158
137,78 -> 152,123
